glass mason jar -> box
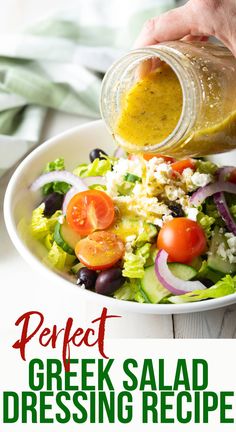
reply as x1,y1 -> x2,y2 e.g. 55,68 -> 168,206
100,41 -> 236,158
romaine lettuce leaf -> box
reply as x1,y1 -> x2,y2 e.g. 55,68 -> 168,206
122,243 -> 151,278
135,223 -> 157,245
43,157 -> 71,195
31,204 -> 61,240
196,160 -> 218,175
169,275 -> 236,304
45,241 -> 75,271
73,157 -> 112,178
197,211 -> 215,238
114,279 -> 145,303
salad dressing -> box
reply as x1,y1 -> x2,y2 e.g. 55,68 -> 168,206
116,63 -> 236,156
116,65 -> 183,147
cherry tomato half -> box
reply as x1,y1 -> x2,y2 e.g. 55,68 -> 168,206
75,231 -> 125,270
157,218 -> 207,263
171,159 -> 196,174
66,190 -> 115,236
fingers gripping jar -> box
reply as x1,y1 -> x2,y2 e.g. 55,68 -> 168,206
101,42 -> 236,158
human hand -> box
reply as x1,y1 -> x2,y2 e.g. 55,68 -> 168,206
134,0 -> 236,56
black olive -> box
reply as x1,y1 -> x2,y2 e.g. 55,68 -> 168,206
42,192 -> 64,217
89,148 -> 108,163
167,202 -> 185,218
77,268 -> 98,290
198,278 -> 214,288
95,268 -> 126,296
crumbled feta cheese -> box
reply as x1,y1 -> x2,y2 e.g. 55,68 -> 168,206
191,172 -> 212,188
126,235 -> 136,243
154,163 -> 173,185
217,243 -> 227,260
227,251 -> 236,264
165,185 -> 185,201
186,207 -> 199,221
227,236 -> 236,253
216,234 -> 236,263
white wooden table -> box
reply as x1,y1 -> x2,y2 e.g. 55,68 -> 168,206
1,0 -> 236,340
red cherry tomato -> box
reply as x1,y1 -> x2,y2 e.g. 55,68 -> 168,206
75,231 -> 125,270
142,153 -> 175,163
171,159 -> 196,174
66,190 -> 114,236
157,218 -> 207,263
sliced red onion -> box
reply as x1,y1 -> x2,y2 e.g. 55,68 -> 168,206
155,250 -> 206,295
217,166 -> 235,182
190,181 -> 236,206
62,187 -> 78,215
30,171 -> 87,192
114,146 -> 126,158
62,176 -> 106,215
214,166 -> 236,235
214,192 -> 236,235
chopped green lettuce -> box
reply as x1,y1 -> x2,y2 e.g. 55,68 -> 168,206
46,241 -> 75,271
196,160 -> 218,175
122,252 -> 146,279
73,157 -> 112,178
205,198 -> 225,228
135,223 -> 157,245
43,157 -> 71,195
197,211 -> 215,238
31,204 -> 61,240
230,204 -> 236,219
136,243 -> 151,261
114,279 -> 145,303
169,275 -> 236,304
122,243 -> 151,279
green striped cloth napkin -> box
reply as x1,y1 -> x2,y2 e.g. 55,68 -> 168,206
0,0 -> 174,176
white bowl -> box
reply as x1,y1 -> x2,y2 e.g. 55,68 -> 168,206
4,119 -> 236,314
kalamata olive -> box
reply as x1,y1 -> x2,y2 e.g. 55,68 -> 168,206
77,267 -> 97,290
95,268 -> 126,296
43,192 -> 64,217
198,278 -> 214,288
89,148 -> 108,163
167,202 -> 185,218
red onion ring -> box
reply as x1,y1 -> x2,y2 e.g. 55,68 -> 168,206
214,192 -> 236,235
30,171 -> 87,192
214,166 -> 236,235
190,181 -> 236,206
62,187 -> 78,215
62,176 -> 106,215
155,250 -> 206,295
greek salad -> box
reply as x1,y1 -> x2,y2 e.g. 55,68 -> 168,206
29,148 -> 236,304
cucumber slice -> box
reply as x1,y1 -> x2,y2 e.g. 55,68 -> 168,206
141,265 -> 169,304
168,263 -> 197,280
54,222 -> 81,255
141,263 -> 197,304
208,227 -> 236,274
